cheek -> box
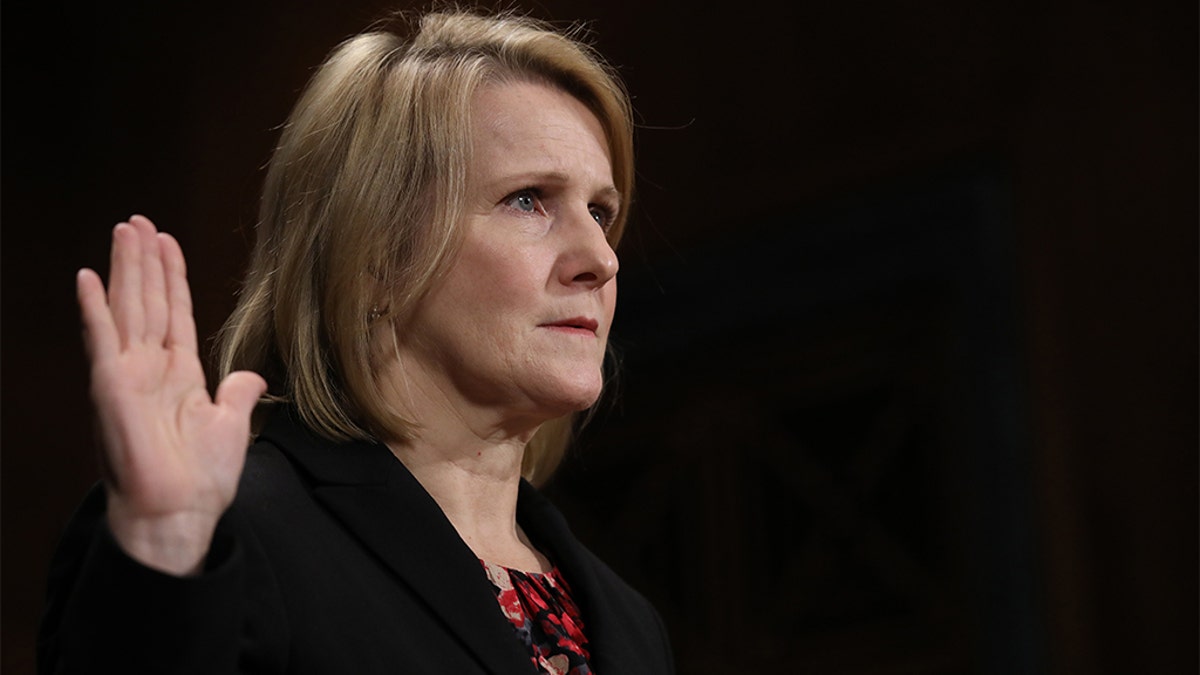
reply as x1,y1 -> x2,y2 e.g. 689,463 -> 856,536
458,243 -> 546,305
603,281 -> 618,322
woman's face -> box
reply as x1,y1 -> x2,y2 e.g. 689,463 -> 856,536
392,79 -> 620,426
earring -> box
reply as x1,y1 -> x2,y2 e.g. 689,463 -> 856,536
368,305 -> 388,321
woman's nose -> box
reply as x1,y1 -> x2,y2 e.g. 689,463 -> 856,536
558,209 -> 618,288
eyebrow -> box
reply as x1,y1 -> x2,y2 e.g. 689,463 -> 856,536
595,184 -> 622,204
493,170 -> 622,206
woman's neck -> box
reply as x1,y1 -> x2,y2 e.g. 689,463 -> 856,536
376,355 -> 554,569
388,432 -> 551,573
382,375 -> 552,573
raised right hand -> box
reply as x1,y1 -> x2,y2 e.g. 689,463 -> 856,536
77,215 -> 266,576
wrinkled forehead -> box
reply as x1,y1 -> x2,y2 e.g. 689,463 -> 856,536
467,80 -> 615,189
474,71 -> 614,155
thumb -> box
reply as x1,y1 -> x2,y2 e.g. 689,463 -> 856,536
214,371 -> 268,419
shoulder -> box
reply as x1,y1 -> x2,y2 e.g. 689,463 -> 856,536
240,437 -> 308,495
227,436 -> 330,542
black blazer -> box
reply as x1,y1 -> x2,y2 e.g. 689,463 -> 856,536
39,409 -> 673,674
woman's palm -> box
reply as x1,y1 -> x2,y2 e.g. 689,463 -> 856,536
78,216 -> 264,572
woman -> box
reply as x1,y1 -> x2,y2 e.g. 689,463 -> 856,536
40,10 -> 673,674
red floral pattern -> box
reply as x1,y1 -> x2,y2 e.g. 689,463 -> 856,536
481,560 -> 593,675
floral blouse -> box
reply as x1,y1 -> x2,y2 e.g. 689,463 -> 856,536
480,560 -> 593,675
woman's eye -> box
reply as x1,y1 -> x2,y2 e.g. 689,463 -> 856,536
506,190 -> 539,213
590,205 -> 616,230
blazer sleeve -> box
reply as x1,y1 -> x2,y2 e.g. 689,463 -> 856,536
38,485 -> 287,674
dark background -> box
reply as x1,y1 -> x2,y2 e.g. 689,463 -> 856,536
3,1 -> 1195,673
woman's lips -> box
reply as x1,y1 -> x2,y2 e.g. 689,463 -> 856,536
540,317 -> 599,335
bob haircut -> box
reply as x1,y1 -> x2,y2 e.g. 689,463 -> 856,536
216,10 -> 634,485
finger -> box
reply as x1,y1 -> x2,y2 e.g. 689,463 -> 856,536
77,268 -> 119,362
108,223 -> 144,348
214,371 -> 268,421
131,215 -> 169,345
158,232 -> 198,354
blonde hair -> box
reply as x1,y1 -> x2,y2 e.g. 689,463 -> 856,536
216,10 -> 633,485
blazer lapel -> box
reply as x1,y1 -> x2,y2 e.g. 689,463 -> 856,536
517,482 -> 663,675
257,410 -> 534,675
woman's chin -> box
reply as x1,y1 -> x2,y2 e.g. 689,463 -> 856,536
533,373 -> 605,415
